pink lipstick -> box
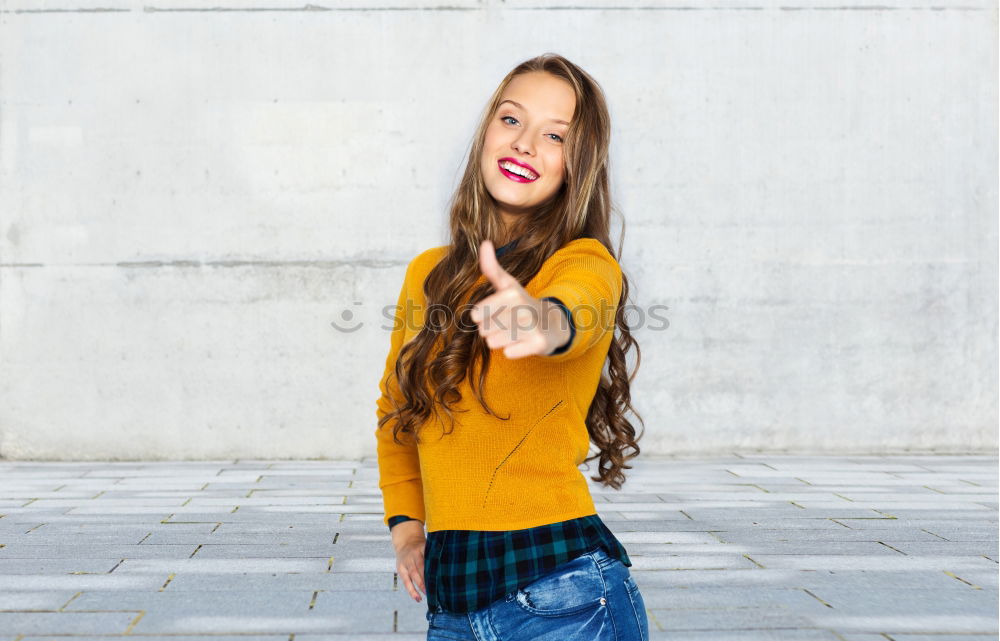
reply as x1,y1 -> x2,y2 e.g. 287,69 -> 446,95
497,158 -> 539,183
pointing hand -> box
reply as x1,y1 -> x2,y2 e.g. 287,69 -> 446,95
469,239 -> 570,359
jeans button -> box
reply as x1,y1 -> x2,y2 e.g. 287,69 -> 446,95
600,597 -> 607,605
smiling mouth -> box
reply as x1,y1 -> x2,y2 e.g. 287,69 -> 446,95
498,160 -> 538,182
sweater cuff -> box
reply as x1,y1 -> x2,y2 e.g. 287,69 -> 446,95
379,477 -> 426,528
388,514 -> 420,531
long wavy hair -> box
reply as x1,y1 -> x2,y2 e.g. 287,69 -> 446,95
378,53 -> 643,490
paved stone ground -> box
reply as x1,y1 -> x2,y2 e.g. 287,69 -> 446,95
0,453 -> 996,640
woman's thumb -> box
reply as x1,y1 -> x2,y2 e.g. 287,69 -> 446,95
479,239 -> 514,291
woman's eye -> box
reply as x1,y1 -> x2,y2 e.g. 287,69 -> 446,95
500,115 -> 562,143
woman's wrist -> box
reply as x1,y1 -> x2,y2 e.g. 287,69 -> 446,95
540,297 -> 572,354
390,519 -> 425,551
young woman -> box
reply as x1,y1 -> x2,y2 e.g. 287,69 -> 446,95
374,53 -> 648,641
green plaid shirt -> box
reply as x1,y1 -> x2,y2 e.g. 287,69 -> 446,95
388,513 -> 632,614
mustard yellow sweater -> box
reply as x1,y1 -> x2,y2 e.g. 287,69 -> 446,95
374,238 -> 623,533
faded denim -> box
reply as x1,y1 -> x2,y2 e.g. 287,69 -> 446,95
425,546 -> 649,641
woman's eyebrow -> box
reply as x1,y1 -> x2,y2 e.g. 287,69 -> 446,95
498,99 -> 570,126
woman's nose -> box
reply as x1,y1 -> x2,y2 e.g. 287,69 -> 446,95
512,134 -> 534,155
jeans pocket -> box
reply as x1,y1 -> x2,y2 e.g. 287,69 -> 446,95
624,574 -> 649,641
513,553 -> 607,617
426,608 -> 476,640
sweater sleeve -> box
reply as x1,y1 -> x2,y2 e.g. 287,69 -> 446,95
374,258 -> 427,528
535,240 -> 623,363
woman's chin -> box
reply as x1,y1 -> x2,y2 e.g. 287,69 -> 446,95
490,187 -> 545,210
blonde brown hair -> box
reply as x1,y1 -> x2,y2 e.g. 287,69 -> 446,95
379,53 -> 644,490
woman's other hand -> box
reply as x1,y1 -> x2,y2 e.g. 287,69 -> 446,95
391,519 -> 427,603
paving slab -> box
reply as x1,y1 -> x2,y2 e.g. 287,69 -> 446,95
0,454 -> 995,639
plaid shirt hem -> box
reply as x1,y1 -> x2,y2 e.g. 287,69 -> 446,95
419,513 -> 632,614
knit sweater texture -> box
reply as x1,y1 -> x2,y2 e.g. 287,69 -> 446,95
374,237 -> 623,533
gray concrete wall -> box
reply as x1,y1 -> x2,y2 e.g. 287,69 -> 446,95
0,0 -> 996,460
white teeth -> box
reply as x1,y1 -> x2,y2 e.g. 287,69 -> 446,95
500,161 -> 537,180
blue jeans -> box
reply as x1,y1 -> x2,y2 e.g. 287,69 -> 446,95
425,546 -> 649,641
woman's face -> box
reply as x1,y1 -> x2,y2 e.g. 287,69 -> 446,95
480,71 -> 575,226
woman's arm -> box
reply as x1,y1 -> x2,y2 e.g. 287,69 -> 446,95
374,258 -> 426,527
470,239 -> 620,361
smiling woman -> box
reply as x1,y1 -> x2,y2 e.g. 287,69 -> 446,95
480,72 -> 575,233
373,52 -> 646,641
